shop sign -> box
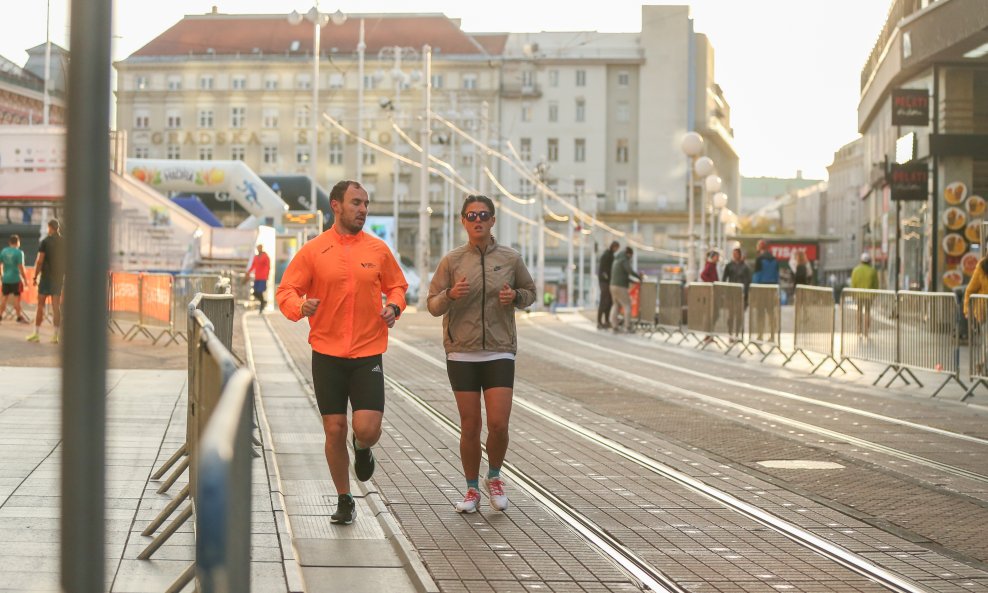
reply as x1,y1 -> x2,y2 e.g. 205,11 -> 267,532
889,162 -> 928,201
891,89 -> 929,126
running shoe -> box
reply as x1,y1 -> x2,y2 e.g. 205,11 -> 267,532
26,332 -> 40,342
352,434 -> 375,482
455,488 -> 481,513
483,477 -> 509,511
16,316 -> 29,324
330,494 -> 356,525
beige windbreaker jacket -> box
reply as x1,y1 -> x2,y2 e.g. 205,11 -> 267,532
427,238 -> 536,354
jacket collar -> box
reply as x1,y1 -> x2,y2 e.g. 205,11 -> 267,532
468,236 -> 499,255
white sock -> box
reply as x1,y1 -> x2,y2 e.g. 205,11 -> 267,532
34,325 -> 41,336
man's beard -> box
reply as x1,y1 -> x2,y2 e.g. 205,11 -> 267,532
341,214 -> 365,233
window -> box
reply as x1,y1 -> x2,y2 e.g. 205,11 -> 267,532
328,137 -> 343,165
363,74 -> 377,90
575,70 -> 586,87
521,103 -> 532,123
166,145 -> 181,160
522,70 -> 536,90
166,75 -> 182,91
264,74 -> 279,90
262,107 -> 279,128
362,150 -> 376,166
231,74 -> 247,90
462,73 -> 478,90
519,137 -> 531,162
616,180 -> 629,211
461,153 -> 474,167
575,99 -> 585,123
431,73 -> 444,89
166,109 -> 182,129
548,69 -> 559,87
135,76 -> 149,90
230,145 -> 246,161
198,146 -> 213,161
230,106 -> 246,128
574,138 -> 585,162
198,108 -> 214,128
296,145 -> 310,165
616,101 -> 630,123
296,73 -> 312,90
616,138 -> 629,163
329,73 -> 345,89
199,75 -> 214,90
547,138 -> 558,162
617,71 -> 630,87
134,146 -> 150,158
134,109 -> 150,130
263,145 -> 278,165
547,102 -> 559,123
295,105 -> 310,128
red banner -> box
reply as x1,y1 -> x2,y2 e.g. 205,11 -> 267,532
110,272 -> 141,314
768,243 -> 818,261
20,266 -> 38,305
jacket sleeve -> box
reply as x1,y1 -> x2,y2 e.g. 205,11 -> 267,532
513,255 -> 537,309
381,249 -> 408,312
427,255 -> 454,317
276,249 -> 311,322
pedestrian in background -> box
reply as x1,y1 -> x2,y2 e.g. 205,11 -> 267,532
610,246 -> 641,333
427,195 -> 536,514
0,234 -> 30,324
722,247 -> 751,340
701,250 -> 720,282
792,250 -> 812,287
751,240 -> 779,341
597,241 -> 619,329
277,180 -> 408,525
244,243 -> 271,313
27,220 -> 64,344
850,252 -> 879,338
964,254 -> 988,322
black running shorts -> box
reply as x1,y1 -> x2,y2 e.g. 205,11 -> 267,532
311,351 -> 385,415
1,282 -> 22,296
446,359 -> 515,392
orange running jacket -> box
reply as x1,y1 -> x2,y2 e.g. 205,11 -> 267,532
277,228 -> 407,358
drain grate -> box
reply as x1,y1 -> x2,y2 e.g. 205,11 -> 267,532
756,460 -> 845,470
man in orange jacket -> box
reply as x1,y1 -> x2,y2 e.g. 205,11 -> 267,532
277,179 -> 407,525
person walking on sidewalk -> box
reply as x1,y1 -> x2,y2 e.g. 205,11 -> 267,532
276,180 -> 407,525
0,235 -> 30,325
27,220 -> 64,344
427,195 -> 536,514
851,252 -> 879,338
244,243 -> 271,313
722,247 -> 752,340
609,246 -> 641,333
597,241 -> 619,329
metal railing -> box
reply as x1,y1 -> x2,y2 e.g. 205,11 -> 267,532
712,282 -> 745,353
107,272 -> 225,345
634,280 -> 658,336
890,291 -> 967,397
965,295 -> 988,401
838,289 -> 895,381
785,285 -> 846,375
740,285 -> 783,360
685,282 -> 721,349
656,281 -> 685,340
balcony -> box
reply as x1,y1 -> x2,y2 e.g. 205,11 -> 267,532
500,82 -> 542,99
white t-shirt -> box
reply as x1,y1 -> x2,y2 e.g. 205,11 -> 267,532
447,350 -> 516,362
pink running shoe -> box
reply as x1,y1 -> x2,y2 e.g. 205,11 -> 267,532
455,487 -> 481,513
483,477 -> 509,511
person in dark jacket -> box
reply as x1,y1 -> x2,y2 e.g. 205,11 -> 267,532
597,241 -> 619,328
609,246 -> 641,332
751,240 -> 780,341
722,247 -> 752,340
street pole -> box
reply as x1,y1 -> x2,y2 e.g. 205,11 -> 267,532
536,163 -> 546,309
356,19 -> 365,182
391,48 -> 403,253
578,225 -> 585,307
566,212 -> 574,307
416,45 -> 432,308
686,157 -> 695,281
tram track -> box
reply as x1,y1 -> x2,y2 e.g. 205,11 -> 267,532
388,337 -> 937,593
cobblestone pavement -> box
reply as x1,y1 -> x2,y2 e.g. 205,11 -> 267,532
267,309 -> 988,592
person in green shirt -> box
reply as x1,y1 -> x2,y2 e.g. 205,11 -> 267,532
0,234 -> 30,324
850,252 -> 879,337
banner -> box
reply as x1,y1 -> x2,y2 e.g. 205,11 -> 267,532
110,272 -> 141,314
140,273 -> 173,326
890,162 -> 929,201
891,89 -> 929,126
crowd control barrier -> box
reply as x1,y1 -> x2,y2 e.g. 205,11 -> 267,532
740,285 -> 783,361
838,289 -> 896,382
634,280 -> 658,335
107,272 -> 225,345
685,282 -> 722,349
965,295 -> 988,401
785,285 -> 851,375
889,291 -> 967,397
656,281 -> 685,340
712,282 -> 745,354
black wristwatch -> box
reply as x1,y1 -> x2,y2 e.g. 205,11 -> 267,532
388,303 -> 401,319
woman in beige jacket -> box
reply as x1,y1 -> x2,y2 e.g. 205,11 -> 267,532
427,195 -> 536,513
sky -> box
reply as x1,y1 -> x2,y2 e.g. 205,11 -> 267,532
1,0 -> 892,179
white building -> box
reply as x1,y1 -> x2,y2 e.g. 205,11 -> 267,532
823,138 -> 867,282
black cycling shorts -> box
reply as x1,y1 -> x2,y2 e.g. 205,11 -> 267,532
311,351 -> 385,415
446,359 -> 515,392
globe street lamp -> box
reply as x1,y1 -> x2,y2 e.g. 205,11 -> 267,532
288,4 -> 347,215
681,132 -> 704,281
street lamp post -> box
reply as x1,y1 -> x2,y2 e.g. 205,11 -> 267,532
712,191 -> 728,254
289,4 -> 347,214
416,45 -> 432,308
705,175 -> 722,253
680,132 -> 704,281
534,159 -> 548,310
379,46 -> 420,255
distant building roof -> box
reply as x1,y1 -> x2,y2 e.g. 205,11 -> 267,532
128,12 -> 505,59
742,176 -> 823,200
0,53 -> 43,93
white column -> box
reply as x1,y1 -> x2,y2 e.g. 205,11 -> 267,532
536,185 -> 545,310
392,48 -> 402,253
416,45 -> 432,308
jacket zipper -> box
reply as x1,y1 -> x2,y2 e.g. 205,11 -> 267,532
480,245 -> 487,349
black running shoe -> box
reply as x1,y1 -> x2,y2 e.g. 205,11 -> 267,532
331,494 -> 356,525
352,435 -> 376,482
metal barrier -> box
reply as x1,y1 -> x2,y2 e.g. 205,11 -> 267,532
785,285 -> 848,374
139,273 -> 178,345
889,291 -> 967,397
965,295 -> 988,401
172,274 -> 223,338
106,272 -> 227,345
634,280 -> 658,335
740,284 -> 783,360
108,271 -> 141,337
712,282 -> 745,353
656,281 -> 685,340
838,289 -> 895,381
684,282 -> 723,349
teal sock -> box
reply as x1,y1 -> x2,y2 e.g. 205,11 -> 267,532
487,467 -> 501,480
466,478 -> 479,491
338,493 -> 353,502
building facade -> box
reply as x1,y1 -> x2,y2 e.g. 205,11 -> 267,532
0,44 -> 66,126
822,138 -> 867,283
114,6 -> 739,273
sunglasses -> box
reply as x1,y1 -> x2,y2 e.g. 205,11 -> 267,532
463,211 -> 492,222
